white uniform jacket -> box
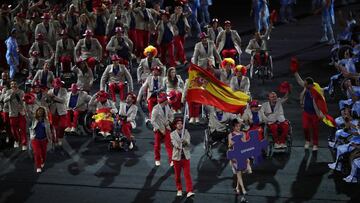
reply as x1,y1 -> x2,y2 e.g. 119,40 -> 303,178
100,64 -> 133,92
47,87 -> 68,116
151,103 -> 174,133
191,40 -> 221,68
216,30 -> 242,55
261,98 -> 287,124
171,129 -> 191,161
118,102 -> 138,129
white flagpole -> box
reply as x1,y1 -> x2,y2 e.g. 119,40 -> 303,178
181,102 -> 188,139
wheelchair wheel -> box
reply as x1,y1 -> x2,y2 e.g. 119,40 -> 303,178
83,112 -> 94,135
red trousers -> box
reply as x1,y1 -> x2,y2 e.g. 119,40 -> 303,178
52,114 -> 66,141
1,112 -> 11,136
147,97 -> 158,118
59,55 -> 73,72
86,57 -> 97,70
189,102 -> 201,118
10,115 -> 27,145
173,159 -> 193,192
66,110 -> 82,128
109,82 -> 126,102
31,139 -> 48,168
221,49 -> 237,58
94,35 -> 107,57
160,41 -> 176,67
268,121 -> 289,144
120,120 -> 132,140
135,29 -> 150,57
128,29 -> 137,51
302,111 -> 320,146
174,35 -> 186,63
93,120 -> 113,133
154,129 -> 173,163
170,92 -> 182,111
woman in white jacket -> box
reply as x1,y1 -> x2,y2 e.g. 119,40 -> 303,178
30,106 -> 52,173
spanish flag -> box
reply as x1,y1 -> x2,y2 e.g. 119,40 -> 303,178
92,108 -> 114,131
310,83 -> 336,127
187,63 -> 250,113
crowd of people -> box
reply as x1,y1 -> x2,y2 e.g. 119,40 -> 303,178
0,0 -> 359,202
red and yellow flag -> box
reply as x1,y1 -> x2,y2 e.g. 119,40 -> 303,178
310,83 -> 336,127
187,63 -> 250,113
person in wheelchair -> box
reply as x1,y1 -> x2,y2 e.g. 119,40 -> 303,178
245,21 -> 273,79
71,58 -> 94,93
117,92 -> 138,150
100,54 -> 133,103
64,83 -> 91,133
106,27 -> 133,63
74,29 -> 103,70
242,100 -> 267,141
89,90 -> 118,137
230,65 -> 250,95
55,29 -> 76,74
208,106 -> 238,144
343,145 -> 360,183
262,91 -> 289,149
216,20 -> 242,64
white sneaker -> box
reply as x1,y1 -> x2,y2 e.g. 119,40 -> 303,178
177,110 -> 182,113
99,131 -> 105,136
343,176 -> 357,183
281,143 -> 287,148
70,127 -> 76,132
105,132 -> 111,137
304,141 -> 310,149
129,142 -> 134,150
177,190 -> 183,197
22,146 -> 27,151
328,39 -> 335,45
195,117 -> 200,123
274,143 -> 281,149
320,36 -> 328,43
155,160 -> 161,166
189,117 -> 195,124
64,127 -> 71,132
312,145 -> 318,151
36,168 -> 42,173
186,192 -> 195,198
170,161 -> 174,167
14,142 -> 19,148
328,162 -> 336,170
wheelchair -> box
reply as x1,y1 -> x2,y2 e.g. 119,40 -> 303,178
249,50 -> 273,84
56,62 -> 77,89
263,120 -> 293,157
204,126 -> 229,158
107,116 -> 135,152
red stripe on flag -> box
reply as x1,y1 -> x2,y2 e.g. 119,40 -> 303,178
187,89 -> 246,114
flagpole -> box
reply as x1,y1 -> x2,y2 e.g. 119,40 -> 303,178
181,102 -> 188,139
